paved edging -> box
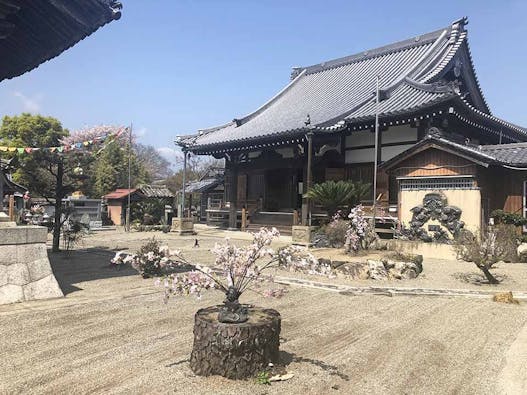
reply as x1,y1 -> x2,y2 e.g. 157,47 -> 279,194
274,276 -> 527,300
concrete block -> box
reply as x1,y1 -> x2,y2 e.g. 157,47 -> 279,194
7,263 -> 30,286
24,226 -> 48,244
0,265 -> 7,286
292,225 -> 316,246
0,284 -> 24,304
17,243 -> 47,263
171,218 -> 195,235
27,258 -> 52,282
0,227 -> 28,245
0,244 -> 18,265
23,274 -> 63,301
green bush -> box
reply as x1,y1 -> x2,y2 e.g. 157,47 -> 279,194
491,209 -> 527,227
304,180 -> 370,217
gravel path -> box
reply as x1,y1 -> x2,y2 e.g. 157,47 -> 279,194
1,229 -> 526,394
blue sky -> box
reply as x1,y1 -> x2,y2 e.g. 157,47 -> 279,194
1,0 -> 526,166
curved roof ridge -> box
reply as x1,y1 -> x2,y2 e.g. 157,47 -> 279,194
457,96 -> 527,136
377,29 -> 450,95
180,69 -> 308,145
462,38 -> 491,113
236,69 -> 307,125
302,26 -> 450,75
417,19 -> 491,114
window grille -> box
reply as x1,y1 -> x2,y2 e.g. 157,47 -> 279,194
400,177 -> 477,191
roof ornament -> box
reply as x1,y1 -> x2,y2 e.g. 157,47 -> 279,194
109,1 -> 123,20
290,67 -> 303,81
304,114 -> 312,128
450,16 -> 468,44
426,127 -> 444,139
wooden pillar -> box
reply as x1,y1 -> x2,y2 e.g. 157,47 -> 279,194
228,159 -> 238,230
0,173 -> 4,212
8,195 -> 14,221
241,207 -> 247,231
181,149 -> 188,218
302,129 -> 314,226
293,209 -> 299,226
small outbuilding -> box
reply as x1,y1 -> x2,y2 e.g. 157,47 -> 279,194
381,133 -> 527,240
103,185 -> 175,226
182,167 -> 224,223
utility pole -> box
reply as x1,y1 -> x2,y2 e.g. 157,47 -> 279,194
126,124 -> 132,231
305,114 -> 314,227
372,76 -> 380,230
181,149 -> 187,218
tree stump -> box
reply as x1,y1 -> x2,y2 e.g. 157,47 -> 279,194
190,305 -> 281,379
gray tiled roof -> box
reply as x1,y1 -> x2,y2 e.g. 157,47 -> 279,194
381,136 -> 527,170
480,143 -> 527,166
138,185 -> 174,198
180,18 -> 509,151
184,178 -> 222,194
343,80 -> 455,121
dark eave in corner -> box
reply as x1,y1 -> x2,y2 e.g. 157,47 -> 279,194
0,0 -> 122,82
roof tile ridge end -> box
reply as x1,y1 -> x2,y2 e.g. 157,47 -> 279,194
419,23 -> 467,83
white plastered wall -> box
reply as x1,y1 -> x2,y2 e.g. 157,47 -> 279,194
400,189 -> 482,234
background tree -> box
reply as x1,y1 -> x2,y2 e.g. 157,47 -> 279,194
0,113 -> 84,252
91,139 -> 149,197
135,143 -> 173,181
165,155 -> 224,194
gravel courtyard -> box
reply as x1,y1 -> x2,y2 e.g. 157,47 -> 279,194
1,227 -> 527,394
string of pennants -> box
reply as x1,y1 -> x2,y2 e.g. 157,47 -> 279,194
0,128 -> 125,155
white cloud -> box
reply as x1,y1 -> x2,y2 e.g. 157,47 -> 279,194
157,146 -> 183,167
13,91 -> 42,113
134,127 -> 148,138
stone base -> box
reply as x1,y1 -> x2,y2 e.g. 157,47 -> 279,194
171,217 -> 195,235
292,225 -> 316,246
0,226 -> 63,304
190,305 -> 281,379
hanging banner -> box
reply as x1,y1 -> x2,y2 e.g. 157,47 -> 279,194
0,129 -> 124,156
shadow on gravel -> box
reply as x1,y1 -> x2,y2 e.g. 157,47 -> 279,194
279,351 -> 350,381
48,249 -> 138,295
452,272 -> 509,286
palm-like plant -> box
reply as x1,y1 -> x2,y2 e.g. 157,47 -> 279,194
304,180 -> 371,216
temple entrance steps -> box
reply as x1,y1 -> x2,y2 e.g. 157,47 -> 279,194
246,211 -> 294,236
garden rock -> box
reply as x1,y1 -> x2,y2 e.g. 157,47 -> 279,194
517,243 -> 527,263
332,256 -> 423,281
367,260 -> 389,280
337,262 -> 370,279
